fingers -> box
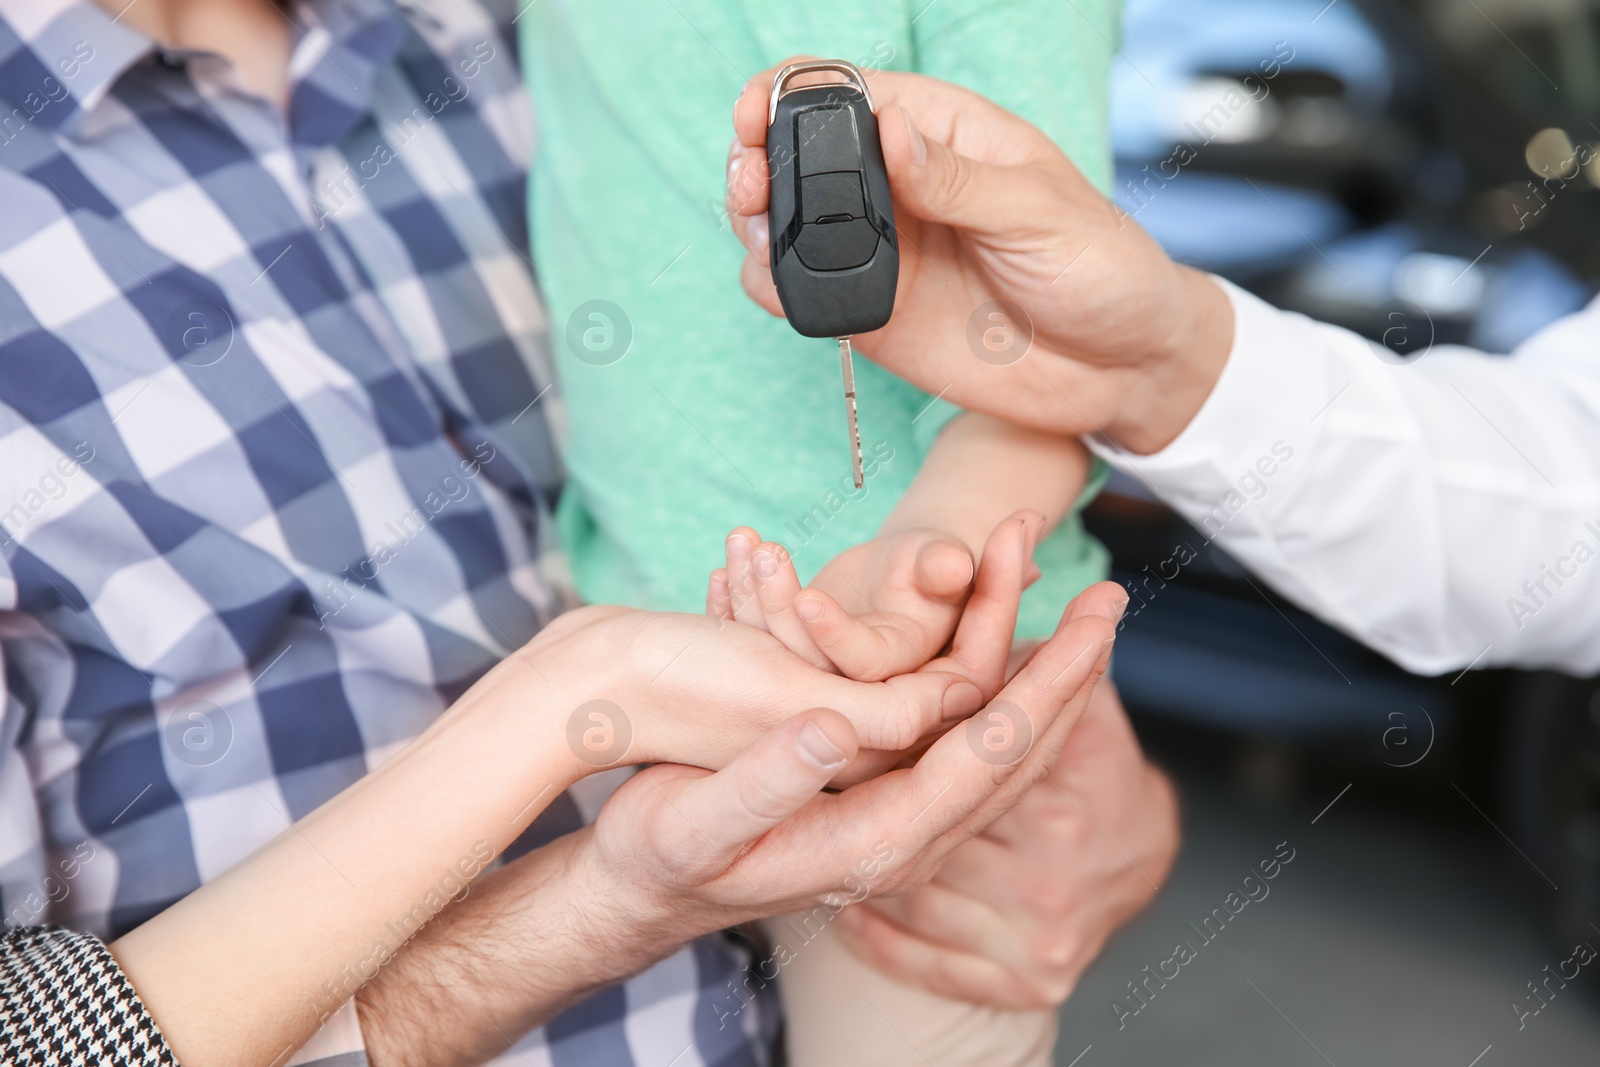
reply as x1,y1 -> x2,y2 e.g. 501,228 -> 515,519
794,529 -> 973,682
645,708 -> 858,880
1005,639 -> 1041,683
818,605 -> 1114,873
860,878 -> 1034,974
833,666 -> 973,751
823,744 -> 927,790
716,527 -> 835,672
731,62 -> 798,148
914,537 -> 977,602
835,904 -> 1049,1009
706,568 -> 732,621
750,543 -> 833,671
1059,578 -> 1131,630
793,588 -> 909,682
894,604 -> 1118,840
930,512 -> 1042,699
733,59 -> 1043,160
734,593 -> 1117,917
724,528 -> 766,629
877,104 -> 1050,241
738,245 -> 783,318
726,142 -> 768,218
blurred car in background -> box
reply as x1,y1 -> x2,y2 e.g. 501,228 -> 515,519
1094,0 -> 1600,957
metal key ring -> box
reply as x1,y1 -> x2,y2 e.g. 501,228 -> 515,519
768,59 -> 877,126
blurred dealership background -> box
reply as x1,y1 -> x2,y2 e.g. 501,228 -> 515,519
1062,0 -> 1600,1062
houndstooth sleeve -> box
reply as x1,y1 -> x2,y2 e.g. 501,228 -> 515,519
0,925 -> 178,1066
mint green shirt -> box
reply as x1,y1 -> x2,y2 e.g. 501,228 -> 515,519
523,0 -> 1120,635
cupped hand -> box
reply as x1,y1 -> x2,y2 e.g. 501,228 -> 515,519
834,678 -> 1180,1010
726,60 -> 1233,454
572,581 -> 1128,966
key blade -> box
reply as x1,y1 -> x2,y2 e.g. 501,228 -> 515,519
839,337 -> 865,489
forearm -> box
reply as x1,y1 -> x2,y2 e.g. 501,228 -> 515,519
110,652 -> 586,1067
883,411 -> 1090,555
1101,280 -> 1600,675
358,827 -> 688,1067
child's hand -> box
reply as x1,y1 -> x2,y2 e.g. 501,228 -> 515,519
707,512 -> 1045,685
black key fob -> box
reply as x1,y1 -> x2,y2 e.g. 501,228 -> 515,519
766,60 -> 898,339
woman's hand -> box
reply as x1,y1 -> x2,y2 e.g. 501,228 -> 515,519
726,60 -> 1234,455
520,586 -> 995,777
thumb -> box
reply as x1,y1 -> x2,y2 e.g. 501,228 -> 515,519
646,709 -> 859,878
913,535 -> 976,603
879,104 -> 1037,238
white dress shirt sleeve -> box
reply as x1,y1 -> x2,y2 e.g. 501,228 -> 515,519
1091,278 -> 1600,676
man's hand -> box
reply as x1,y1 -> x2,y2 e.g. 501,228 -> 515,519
707,513 -> 1043,682
591,580 -> 1123,946
726,61 -> 1234,455
362,582 -> 1127,1066
835,679 -> 1179,1009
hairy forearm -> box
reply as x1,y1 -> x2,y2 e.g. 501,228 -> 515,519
358,827 -> 685,1067
883,411 -> 1090,553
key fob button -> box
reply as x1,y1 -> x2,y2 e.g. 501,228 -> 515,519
796,107 -> 862,175
794,217 -> 879,271
799,171 -> 866,224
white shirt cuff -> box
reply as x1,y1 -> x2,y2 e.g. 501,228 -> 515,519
1087,277 -> 1355,508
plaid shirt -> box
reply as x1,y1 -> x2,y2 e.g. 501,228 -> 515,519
0,2 -> 776,1064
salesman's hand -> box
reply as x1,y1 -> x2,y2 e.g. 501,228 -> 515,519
835,679 -> 1179,1009
575,582 -> 1126,972
726,61 -> 1235,455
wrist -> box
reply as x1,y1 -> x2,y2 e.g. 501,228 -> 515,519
359,829 -> 656,1067
467,629 -> 603,803
562,823 -> 724,968
505,606 -> 650,785
1108,266 -> 1233,455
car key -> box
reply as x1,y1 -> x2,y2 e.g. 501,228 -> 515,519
766,60 -> 899,488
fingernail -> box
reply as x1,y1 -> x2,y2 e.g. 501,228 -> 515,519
1090,595 -> 1129,623
753,549 -> 778,578
1026,510 -> 1046,542
902,108 -> 927,166
941,680 -> 983,722
797,722 -> 848,770
795,595 -> 824,622
727,152 -> 745,192
748,213 -> 769,253
727,532 -> 752,562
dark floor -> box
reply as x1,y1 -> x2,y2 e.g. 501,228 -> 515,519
1055,724 -> 1600,1066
